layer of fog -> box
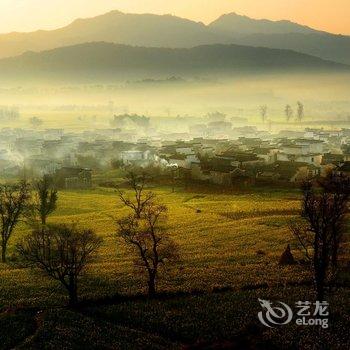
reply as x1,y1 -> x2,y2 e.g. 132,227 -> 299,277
0,72 -> 349,133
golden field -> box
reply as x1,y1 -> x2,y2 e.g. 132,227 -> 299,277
0,185 -> 349,349
0,186 -> 308,307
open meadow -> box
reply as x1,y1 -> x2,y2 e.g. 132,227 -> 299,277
0,185 -> 349,349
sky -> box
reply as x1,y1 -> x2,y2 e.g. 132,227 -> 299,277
0,0 -> 349,35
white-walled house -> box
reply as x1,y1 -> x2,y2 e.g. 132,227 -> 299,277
281,144 -> 308,155
277,152 -> 322,166
296,154 -> 323,166
120,150 -> 144,162
294,139 -> 324,154
168,155 -> 187,168
255,148 -> 278,164
175,147 -> 194,155
169,153 -> 200,169
277,139 -> 324,167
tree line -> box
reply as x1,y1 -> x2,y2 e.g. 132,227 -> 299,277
259,102 -> 304,123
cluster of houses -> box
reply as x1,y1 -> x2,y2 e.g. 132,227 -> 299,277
0,128 -> 92,189
124,126 -> 349,186
160,136 -> 327,186
0,117 -> 349,188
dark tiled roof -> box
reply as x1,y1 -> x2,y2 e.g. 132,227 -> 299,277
338,162 -> 350,172
321,153 -> 344,165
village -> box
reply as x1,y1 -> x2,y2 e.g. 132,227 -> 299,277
0,111 -> 349,188
1,3 -> 350,348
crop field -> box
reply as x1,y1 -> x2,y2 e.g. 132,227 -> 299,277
0,186 -> 349,349
1,186 -> 306,306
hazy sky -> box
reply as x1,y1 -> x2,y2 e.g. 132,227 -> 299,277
1,0 -> 349,35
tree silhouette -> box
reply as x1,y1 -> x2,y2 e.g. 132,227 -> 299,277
297,101 -> 304,122
18,224 -> 102,306
284,104 -> 293,122
259,105 -> 268,123
0,181 -> 29,263
27,175 -> 58,225
290,174 -> 350,300
117,202 -> 179,296
118,170 -> 155,218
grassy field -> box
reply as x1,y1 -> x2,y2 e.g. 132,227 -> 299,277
1,186 -> 307,306
0,185 -> 349,349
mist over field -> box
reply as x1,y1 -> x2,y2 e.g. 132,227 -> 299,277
0,72 -> 349,132
0,10 -> 349,133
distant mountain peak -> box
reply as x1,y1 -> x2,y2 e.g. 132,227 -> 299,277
213,11 -> 288,23
209,12 -> 318,35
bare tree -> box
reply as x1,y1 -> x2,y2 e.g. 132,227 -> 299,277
28,175 -> 58,225
118,171 -> 155,218
17,224 -> 102,306
284,104 -> 293,122
297,101 -> 304,122
167,165 -> 178,193
117,203 -> 179,296
290,174 -> 349,300
259,105 -> 268,123
0,181 -> 29,263
29,116 -> 43,128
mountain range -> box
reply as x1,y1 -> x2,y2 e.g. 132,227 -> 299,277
0,42 -> 346,83
0,10 -> 349,65
210,14 -> 350,65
